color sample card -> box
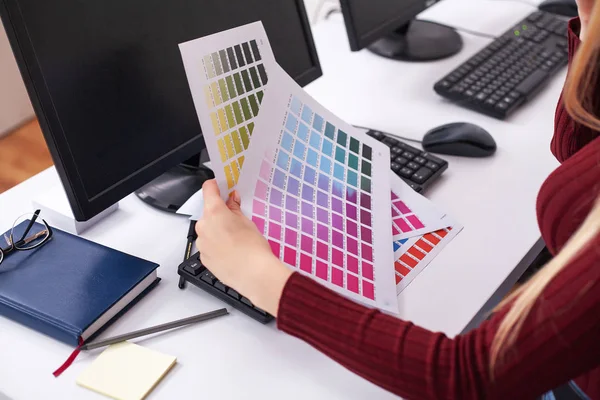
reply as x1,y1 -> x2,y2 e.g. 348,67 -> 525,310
389,173 -> 449,240
237,66 -> 398,313
180,22 -> 276,198
392,216 -> 463,294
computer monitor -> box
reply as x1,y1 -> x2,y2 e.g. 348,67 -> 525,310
0,0 -> 321,221
340,0 -> 463,61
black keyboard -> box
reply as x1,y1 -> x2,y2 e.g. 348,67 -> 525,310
365,129 -> 448,193
178,252 -> 273,323
434,11 -> 569,119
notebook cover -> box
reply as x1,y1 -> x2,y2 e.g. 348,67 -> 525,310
0,221 -> 159,346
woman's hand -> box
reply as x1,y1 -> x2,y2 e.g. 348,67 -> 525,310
195,179 -> 292,316
576,0 -> 595,40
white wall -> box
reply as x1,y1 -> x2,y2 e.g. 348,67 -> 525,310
0,20 -> 34,137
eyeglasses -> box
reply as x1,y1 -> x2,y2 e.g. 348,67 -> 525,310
0,210 -> 53,266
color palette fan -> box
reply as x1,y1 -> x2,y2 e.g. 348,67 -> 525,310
389,174 -> 449,241
180,21 -> 463,314
392,216 -> 462,294
180,22 -> 277,198
237,65 -> 399,313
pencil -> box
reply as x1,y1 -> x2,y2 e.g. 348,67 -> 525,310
178,219 -> 198,289
81,308 -> 228,351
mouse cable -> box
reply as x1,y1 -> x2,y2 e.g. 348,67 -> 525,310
352,125 -> 423,144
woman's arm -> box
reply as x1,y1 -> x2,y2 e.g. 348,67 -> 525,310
276,232 -> 600,400
197,179 -> 600,400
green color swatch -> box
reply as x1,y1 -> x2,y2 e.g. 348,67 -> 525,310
249,66 -> 261,88
248,95 -> 259,116
225,76 -> 236,99
361,160 -> 372,177
218,79 -> 229,102
232,101 -> 243,123
240,98 -> 252,120
233,73 -> 245,95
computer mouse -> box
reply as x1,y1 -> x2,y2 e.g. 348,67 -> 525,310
538,0 -> 578,17
422,122 -> 496,157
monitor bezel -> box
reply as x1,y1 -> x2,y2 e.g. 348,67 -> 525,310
0,0 -> 322,221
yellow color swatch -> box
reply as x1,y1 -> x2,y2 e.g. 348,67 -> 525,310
238,155 -> 245,169
224,134 -> 235,157
224,165 -> 235,189
210,82 -> 222,105
217,138 -> 227,162
225,105 -> 236,128
217,109 -> 228,132
203,85 -> 214,107
203,55 -> 215,79
232,130 -> 243,154
231,160 -> 240,182
210,113 -> 221,135
76,341 -> 176,400
248,122 -> 255,135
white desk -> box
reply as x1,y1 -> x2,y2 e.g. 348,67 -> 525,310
0,1 -> 564,398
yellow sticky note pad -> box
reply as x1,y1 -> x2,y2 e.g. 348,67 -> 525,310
76,342 -> 176,400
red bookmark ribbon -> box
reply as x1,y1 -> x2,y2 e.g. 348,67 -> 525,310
53,337 -> 84,377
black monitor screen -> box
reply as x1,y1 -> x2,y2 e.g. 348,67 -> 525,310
1,0 -> 320,219
341,0 -> 430,50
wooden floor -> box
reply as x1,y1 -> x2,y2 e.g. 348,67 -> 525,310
0,119 -> 53,194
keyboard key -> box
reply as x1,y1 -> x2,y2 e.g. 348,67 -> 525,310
241,297 -> 254,307
425,161 -> 439,170
496,102 -> 510,111
412,167 -> 433,184
214,281 -> 227,292
383,137 -> 399,147
367,130 -> 385,140
402,151 -> 415,160
399,167 -> 413,178
515,70 -> 549,95
394,156 -> 408,165
402,180 -> 423,192
391,162 -> 401,172
407,161 -> 420,170
201,271 -> 216,285
227,288 -> 241,300
391,146 -> 403,155
484,98 -> 497,107
184,260 -> 204,276
414,156 -> 427,164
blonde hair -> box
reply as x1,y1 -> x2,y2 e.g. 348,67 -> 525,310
490,5 -> 600,376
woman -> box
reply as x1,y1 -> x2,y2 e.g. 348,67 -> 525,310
195,2 -> 600,398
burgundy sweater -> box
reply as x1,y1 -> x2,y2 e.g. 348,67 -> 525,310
277,18 -> 600,399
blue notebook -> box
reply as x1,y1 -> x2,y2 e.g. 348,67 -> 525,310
0,221 -> 160,346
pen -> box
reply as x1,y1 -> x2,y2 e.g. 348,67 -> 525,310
80,308 -> 228,351
178,219 -> 197,289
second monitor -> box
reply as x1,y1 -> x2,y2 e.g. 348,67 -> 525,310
340,0 -> 462,61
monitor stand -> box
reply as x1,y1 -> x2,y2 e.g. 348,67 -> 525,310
368,20 -> 462,61
134,164 -> 214,213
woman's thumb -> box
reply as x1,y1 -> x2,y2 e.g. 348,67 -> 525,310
226,191 -> 243,215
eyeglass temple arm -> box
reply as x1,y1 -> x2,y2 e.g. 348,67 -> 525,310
18,210 -> 41,243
